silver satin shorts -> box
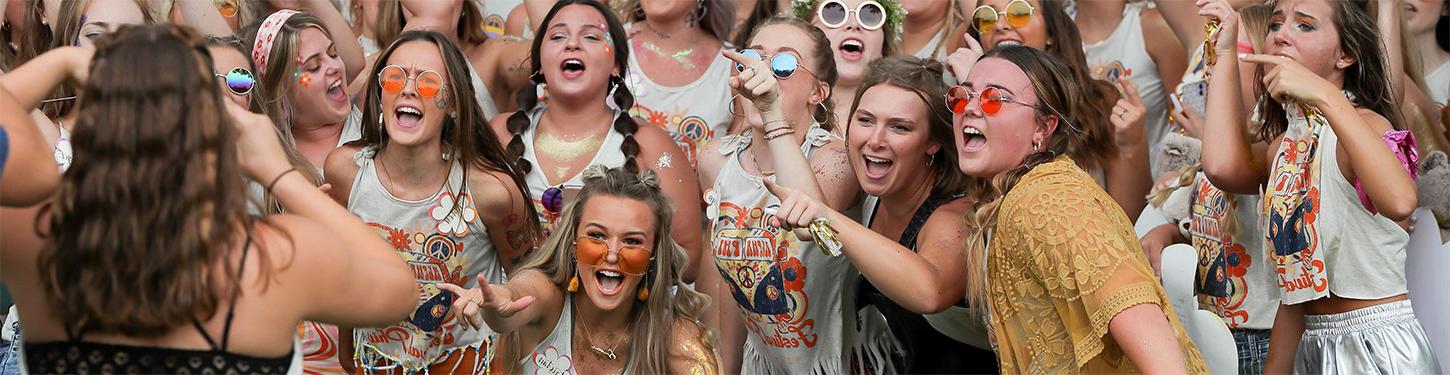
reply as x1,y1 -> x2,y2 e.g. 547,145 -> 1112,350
1294,300 -> 1441,374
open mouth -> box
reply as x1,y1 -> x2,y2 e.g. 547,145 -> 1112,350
561,58 -> 586,79
326,79 -> 347,102
862,155 -> 893,179
839,39 -> 865,61
995,38 -> 1023,47
596,269 -> 624,295
961,126 -> 987,152
394,105 -> 422,128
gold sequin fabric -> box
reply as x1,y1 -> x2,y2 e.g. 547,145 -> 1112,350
987,156 -> 1209,374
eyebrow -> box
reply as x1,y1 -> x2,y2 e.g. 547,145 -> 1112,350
583,223 -> 647,237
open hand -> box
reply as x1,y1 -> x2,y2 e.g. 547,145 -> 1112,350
437,275 -> 536,331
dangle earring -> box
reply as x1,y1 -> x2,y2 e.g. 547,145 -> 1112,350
636,274 -> 650,301
685,0 -> 706,28
927,153 -> 935,166
567,273 -> 579,292
605,76 -> 621,111
434,87 -> 449,110
377,106 -> 385,133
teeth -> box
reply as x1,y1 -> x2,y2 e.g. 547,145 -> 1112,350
397,107 -> 421,115
329,80 -> 342,90
843,40 -> 862,49
963,127 -> 982,135
864,156 -> 889,163
599,270 -> 621,277
998,40 -> 1022,46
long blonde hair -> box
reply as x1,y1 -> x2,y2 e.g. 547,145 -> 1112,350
504,165 -> 714,374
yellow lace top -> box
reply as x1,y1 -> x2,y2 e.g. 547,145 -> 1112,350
987,156 -> 1208,374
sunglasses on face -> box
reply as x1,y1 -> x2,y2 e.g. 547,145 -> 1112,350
575,236 -> 653,275
972,0 -> 1036,35
215,67 -> 254,96
735,49 -> 817,80
945,86 -> 1048,115
379,65 -> 445,97
818,0 -> 887,30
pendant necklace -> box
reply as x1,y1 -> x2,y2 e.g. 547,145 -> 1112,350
576,311 -> 625,361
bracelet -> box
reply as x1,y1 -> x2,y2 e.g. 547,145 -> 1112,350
763,126 -> 796,141
266,169 -> 299,195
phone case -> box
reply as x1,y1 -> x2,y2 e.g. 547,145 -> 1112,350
1177,80 -> 1208,117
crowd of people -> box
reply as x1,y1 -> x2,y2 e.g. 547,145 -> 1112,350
0,0 -> 1448,373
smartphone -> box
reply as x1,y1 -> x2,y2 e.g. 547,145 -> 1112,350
1176,80 -> 1208,118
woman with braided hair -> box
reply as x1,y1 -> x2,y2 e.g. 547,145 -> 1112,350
489,0 -> 703,281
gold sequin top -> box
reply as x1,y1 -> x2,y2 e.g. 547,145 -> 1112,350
987,156 -> 1209,374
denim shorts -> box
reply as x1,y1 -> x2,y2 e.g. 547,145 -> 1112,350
1232,328 -> 1271,374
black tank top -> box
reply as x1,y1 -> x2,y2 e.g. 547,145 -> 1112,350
24,232 -> 293,374
858,195 -> 998,374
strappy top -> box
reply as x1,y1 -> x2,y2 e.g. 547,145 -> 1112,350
24,232 -> 294,374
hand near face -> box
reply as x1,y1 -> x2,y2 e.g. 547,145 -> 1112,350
946,33 -> 985,84
723,50 -> 784,124
1241,54 -> 1337,106
224,100 -> 292,183
1110,77 -> 1148,149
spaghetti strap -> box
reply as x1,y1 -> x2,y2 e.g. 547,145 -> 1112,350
220,230 -> 253,352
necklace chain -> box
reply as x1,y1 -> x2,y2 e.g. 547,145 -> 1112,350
576,312 -> 625,361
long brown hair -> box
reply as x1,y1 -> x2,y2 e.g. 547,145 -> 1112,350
962,46 -> 1085,307
503,165 -> 713,374
39,24 -> 260,336
351,30 -> 541,242
1255,0 -> 1403,141
43,0 -> 155,119
848,56 -> 976,197
504,0 -> 643,175
741,16 -> 840,132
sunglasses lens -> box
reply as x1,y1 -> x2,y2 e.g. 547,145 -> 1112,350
417,71 -> 444,97
981,88 -> 1003,114
820,1 -> 848,27
737,49 -> 763,72
858,2 -> 886,29
946,86 -> 968,114
1006,0 -> 1033,27
216,0 -> 238,17
380,67 -> 406,93
576,237 -> 609,264
770,53 -> 799,79
973,6 -> 998,34
225,68 -> 253,95
618,246 -> 652,274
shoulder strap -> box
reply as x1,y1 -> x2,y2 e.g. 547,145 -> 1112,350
899,195 -> 952,250
219,229 -> 254,351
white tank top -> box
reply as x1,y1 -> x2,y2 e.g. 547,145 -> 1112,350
1083,2 -> 1169,159
345,146 -> 502,372
1264,105 -> 1410,305
519,297 -> 578,375
706,125 -> 895,374
519,106 -> 627,228
466,62 -> 501,120
1425,60 -> 1450,104
911,27 -> 948,61
475,0 -> 527,38
624,44 -> 734,167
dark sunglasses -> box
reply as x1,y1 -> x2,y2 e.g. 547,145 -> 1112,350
818,0 -> 886,30
735,49 -> 817,80
216,67 -> 254,96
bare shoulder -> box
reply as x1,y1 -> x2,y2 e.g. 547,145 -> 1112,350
1355,108 -> 1395,134
467,168 -> 524,219
489,112 -> 516,142
695,140 -> 726,186
631,121 -> 678,153
667,317 -> 720,374
324,145 -> 364,182
923,196 -> 974,239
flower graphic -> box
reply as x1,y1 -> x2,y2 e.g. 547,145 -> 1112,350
431,192 -> 477,237
531,345 -> 573,375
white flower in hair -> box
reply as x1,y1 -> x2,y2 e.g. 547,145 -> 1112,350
431,192 -> 478,237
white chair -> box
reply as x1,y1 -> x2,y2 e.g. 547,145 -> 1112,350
1406,208 -> 1450,371
1161,244 -> 1238,374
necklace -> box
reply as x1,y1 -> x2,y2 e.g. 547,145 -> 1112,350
576,313 -> 625,361
639,41 -> 697,71
642,20 -> 671,40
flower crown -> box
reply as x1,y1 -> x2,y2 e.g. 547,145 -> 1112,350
790,0 -> 907,44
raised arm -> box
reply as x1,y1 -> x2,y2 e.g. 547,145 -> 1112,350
0,86 -> 60,207
439,269 -> 559,335
1152,0 -> 1207,52
1197,0 -> 1267,194
0,47 -> 92,110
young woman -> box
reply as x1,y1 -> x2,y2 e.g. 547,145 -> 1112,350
325,30 -> 539,374
693,16 -> 868,375
1198,0 -> 1438,372
492,0 -> 703,281
240,9 -> 364,170
1077,0 -> 1187,160
619,0 -> 735,165
959,0 -> 1151,221
440,165 -> 716,374
955,45 -> 1206,372
761,55 -> 995,373
0,24 -> 416,374
797,0 -> 904,136
1407,0 -> 1449,103
898,0 -> 961,60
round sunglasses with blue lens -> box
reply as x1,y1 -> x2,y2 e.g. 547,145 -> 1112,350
216,67 -> 254,96
735,49 -> 816,80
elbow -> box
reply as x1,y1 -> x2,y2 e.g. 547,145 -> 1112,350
384,276 -> 421,322
903,288 -> 955,314
1379,194 -> 1417,222
3,167 -> 60,207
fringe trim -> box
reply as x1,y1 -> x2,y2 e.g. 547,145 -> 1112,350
353,334 -> 495,375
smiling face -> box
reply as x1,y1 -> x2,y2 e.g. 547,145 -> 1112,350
954,57 -> 1053,179
738,23 -> 829,126
539,4 -> 617,103
208,46 -> 253,108
813,0 -> 887,86
849,84 -> 940,196
379,41 -> 452,147
287,27 -> 352,126
1266,0 -> 1350,82
575,195 -> 657,312
1404,0 -> 1447,35
75,0 -> 146,48
976,0 -> 1048,50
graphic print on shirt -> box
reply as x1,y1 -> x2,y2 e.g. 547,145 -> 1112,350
357,194 -> 479,367
1090,60 -> 1133,83
530,345 -> 574,375
712,201 -> 817,350
1189,176 -> 1254,327
630,104 -> 714,167
1264,113 -> 1327,302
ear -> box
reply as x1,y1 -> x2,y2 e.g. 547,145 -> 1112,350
1035,115 -> 1059,145
810,78 -> 831,107
1335,51 -> 1356,71
927,143 -> 942,158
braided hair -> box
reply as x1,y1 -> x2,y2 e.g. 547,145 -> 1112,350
504,0 -> 642,175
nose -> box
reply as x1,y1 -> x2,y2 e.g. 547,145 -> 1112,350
1271,29 -> 1291,48
565,34 -> 583,50
864,126 -> 887,149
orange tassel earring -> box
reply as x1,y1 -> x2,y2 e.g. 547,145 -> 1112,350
637,286 -> 649,301
567,275 -> 579,292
